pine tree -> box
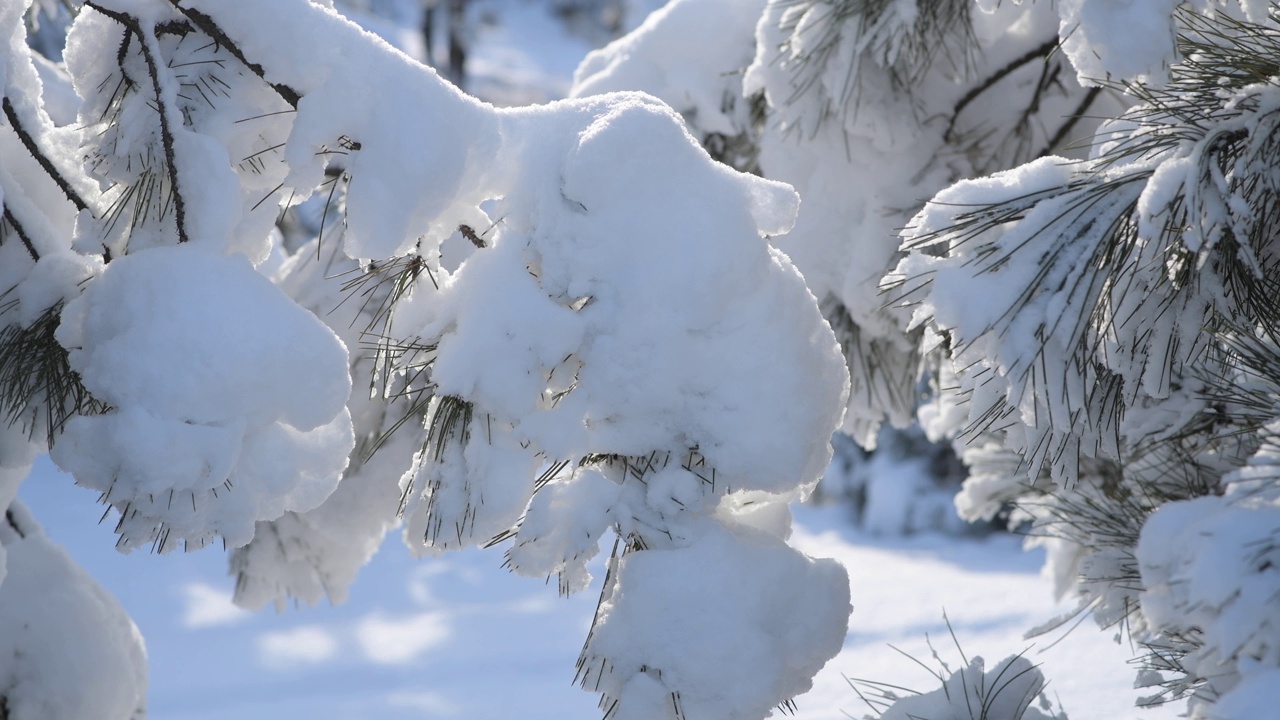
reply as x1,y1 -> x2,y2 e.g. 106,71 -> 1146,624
577,0 -> 1280,717
0,1 -> 852,718
884,4 -> 1280,717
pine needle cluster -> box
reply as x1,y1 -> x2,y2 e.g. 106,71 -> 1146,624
0,304 -> 104,442
891,6 -> 1280,484
774,0 -> 975,125
887,7 -> 1280,708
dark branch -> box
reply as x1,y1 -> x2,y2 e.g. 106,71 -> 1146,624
116,24 -> 132,67
3,205 -> 40,262
1040,87 -> 1104,158
4,509 -> 25,539
155,19 -> 194,36
1,97 -> 89,212
84,1 -> 191,244
165,2 -> 301,108
946,37 -> 1060,142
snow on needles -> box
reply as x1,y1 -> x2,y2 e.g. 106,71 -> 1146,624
0,0 -> 854,717
1056,0 -> 1279,87
1137,435 -> 1280,717
218,0 -> 848,710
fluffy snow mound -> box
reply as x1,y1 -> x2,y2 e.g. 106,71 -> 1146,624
51,246 -> 353,551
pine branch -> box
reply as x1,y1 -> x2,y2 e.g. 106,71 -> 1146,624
164,1 -> 300,108
2,205 -> 39,262
893,8 -> 1280,491
1,97 -> 88,212
776,0 -> 976,128
822,296 -> 921,434
0,304 -> 106,441
1038,86 -> 1102,158
84,1 -> 191,244
426,395 -> 472,464
944,37 -> 1059,143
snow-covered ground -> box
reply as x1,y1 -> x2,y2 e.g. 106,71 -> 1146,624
20,455 -> 1180,719
791,509 -> 1181,720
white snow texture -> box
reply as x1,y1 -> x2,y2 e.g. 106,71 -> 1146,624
0,0 -> 852,718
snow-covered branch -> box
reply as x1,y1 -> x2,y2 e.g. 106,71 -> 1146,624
0,0 -> 856,718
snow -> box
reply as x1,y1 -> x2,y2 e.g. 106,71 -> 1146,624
581,517 -> 850,719
790,508 -> 1183,720
1,1 -> 1262,718
736,0 -> 1107,446
13,251 -> 99,326
1136,442 -> 1280,716
228,223 -> 414,611
1057,0 -> 1181,86
50,245 -> 354,551
0,501 -> 147,720
571,0 -> 765,138
1053,0 -> 1280,88
22,2 -> 852,716
16,467 -> 1188,720
392,92 -> 840,493
874,655 -> 1063,720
